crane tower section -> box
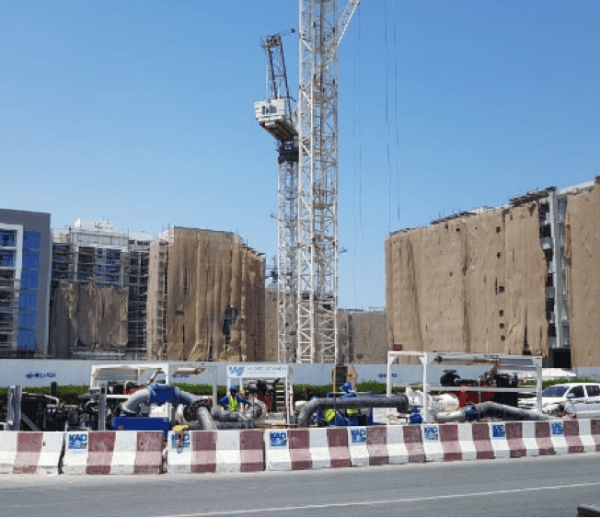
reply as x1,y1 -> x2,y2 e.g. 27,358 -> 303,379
297,0 -> 359,363
255,33 -> 299,363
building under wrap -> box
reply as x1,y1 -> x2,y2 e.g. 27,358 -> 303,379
385,178 -> 600,368
147,227 -> 265,362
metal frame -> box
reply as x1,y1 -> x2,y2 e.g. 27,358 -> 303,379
296,0 -> 359,363
386,351 -> 543,423
226,363 -> 294,425
89,362 -> 219,419
255,34 -> 299,363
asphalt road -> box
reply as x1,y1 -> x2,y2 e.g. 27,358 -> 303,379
1,453 -> 599,517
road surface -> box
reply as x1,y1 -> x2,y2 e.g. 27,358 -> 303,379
1,453 -> 599,516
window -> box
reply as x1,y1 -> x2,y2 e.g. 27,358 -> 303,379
0,230 -> 16,247
22,251 -> 40,269
19,311 -> 36,330
19,292 -> 37,310
106,250 -> 120,264
0,251 -> 15,267
17,330 -> 35,351
23,232 -> 40,250
568,386 -> 584,399
586,385 -> 600,397
21,271 -> 39,290
542,385 -> 568,397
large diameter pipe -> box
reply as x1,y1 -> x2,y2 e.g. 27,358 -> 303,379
297,395 -> 409,428
119,387 -> 217,430
435,402 -> 550,423
196,405 -> 217,430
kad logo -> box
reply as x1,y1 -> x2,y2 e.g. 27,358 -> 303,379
492,424 -> 506,439
170,433 -> 191,449
423,426 -> 439,441
228,366 -> 245,377
270,431 -> 287,448
351,429 -> 366,443
68,433 -> 88,450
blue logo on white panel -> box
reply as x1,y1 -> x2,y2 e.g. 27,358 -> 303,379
228,366 -> 244,376
68,433 -> 88,450
492,424 -> 506,439
270,431 -> 287,448
551,422 -> 564,436
424,426 -> 439,441
351,429 -> 366,443
170,433 -> 191,449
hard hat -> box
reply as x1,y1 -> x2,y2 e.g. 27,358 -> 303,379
229,385 -> 238,393
342,382 -> 352,392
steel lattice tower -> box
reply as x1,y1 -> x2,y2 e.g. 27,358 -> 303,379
297,0 -> 359,363
255,34 -> 299,363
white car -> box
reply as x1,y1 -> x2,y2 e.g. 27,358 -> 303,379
519,382 -> 600,414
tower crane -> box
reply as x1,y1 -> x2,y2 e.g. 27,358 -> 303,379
255,30 -> 299,363
296,0 -> 360,363
256,1 -> 360,364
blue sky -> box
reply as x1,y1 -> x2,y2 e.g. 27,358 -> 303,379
2,1 -> 599,310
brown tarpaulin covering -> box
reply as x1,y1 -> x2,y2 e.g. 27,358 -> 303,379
166,228 -> 265,362
50,281 -> 129,358
565,183 -> 600,367
338,310 -> 388,364
385,204 -> 547,360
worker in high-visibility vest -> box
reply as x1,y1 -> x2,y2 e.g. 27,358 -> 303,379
219,385 -> 251,412
341,382 -> 359,426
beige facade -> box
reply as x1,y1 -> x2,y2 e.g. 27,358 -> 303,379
147,227 -> 265,362
385,178 -> 600,367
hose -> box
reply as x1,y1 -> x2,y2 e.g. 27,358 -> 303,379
297,394 -> 410,428
435,401 -> 550,423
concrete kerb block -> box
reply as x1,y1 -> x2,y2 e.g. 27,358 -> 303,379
421,424 -> 463,462
384,426 -> 410,465
264,429 -> 292,471
62,431 -> 163,475
549,420 -> 569,455
0,432 -> 63,475
309,428 -> 332,469
588,419 -> 600,451
166,429 -> 263,474
422,424 -> 444,462
520,421 -> 541,457
570,419 -> 597,453
439,423 -> 462,461
456,423 -> 478,461
347,427 -> 369,467
489,423 -> 510,459
402,425 -> 426,463
366,426 -> 391,466
535,422 -> 556,456
264,427 -> 352,472
471,422 -> 494,459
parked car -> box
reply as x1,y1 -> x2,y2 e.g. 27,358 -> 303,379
519,382 -> 600,414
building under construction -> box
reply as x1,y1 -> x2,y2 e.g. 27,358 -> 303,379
385,177 -> 600,368
49,220 -> 151,359
146,227 -> 265,362
0,209 -> 52,359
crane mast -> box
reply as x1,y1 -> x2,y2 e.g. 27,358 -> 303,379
255,33 -> 299,363
297,0 -> 359,363
255,1 -> 359,364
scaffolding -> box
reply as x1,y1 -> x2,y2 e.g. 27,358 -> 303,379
51,220 -> 153,359
509,180 -> 597,367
